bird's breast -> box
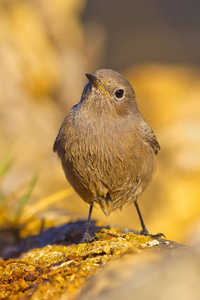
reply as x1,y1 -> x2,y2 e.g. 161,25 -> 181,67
58,113 -> 156,212
64,116 -> 154,184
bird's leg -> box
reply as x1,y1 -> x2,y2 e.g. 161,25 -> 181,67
134,200 -> 150,236
134,201 -> 165,238
82,204 -> 93,243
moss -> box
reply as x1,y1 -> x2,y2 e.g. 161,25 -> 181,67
0,229 -> 157,299
0,225 -> 185,299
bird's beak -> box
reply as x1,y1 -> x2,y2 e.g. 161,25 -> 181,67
85,73 -> 107,94
85,74 -> 99,87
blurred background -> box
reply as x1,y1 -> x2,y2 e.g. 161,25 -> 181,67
0,0 -> 200,247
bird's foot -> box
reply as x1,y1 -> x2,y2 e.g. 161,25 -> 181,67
140,228 -> 166,239
82,232 -> 93,243
150,232 -> 166,239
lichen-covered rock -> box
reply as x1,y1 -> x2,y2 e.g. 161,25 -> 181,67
79,245 -> 200,300
0,225 -> 182,300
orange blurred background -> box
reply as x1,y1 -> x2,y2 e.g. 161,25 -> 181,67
0,0 -> 200,244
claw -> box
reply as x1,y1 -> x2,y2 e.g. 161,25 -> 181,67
150,232 -> 166,239
140,229 -> 166,239
82,232 -> 93,243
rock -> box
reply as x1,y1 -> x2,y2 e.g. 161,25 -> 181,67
79,246 -> 200,300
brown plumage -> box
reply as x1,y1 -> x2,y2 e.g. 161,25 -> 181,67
53,69 -> 162,241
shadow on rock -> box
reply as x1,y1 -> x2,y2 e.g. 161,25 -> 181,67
2,220 -> 109,260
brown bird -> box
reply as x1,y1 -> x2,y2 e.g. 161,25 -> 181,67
53,69 -> 163,242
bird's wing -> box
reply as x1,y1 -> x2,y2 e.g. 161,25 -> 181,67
140,119 -> 160,155
53,111 -> 73,153
53,123 -> 63,152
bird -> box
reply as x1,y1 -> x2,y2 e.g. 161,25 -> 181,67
53,69 -> 163,242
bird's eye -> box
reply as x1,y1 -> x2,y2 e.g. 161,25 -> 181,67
114,89 -> 124,99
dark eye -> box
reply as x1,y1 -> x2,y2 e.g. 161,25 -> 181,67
114,89 -> 124,99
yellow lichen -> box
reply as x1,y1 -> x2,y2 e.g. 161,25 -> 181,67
0,229 -> 156,299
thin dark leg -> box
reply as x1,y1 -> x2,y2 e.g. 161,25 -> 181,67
82,204 -> 93,243
134,201 -> 149,236
134,201 -> 166,238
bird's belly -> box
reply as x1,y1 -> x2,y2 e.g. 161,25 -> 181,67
62,131 -> 155,214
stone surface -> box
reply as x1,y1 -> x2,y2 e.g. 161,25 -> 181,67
79,246 -> 200,300
0,221 -> 186,299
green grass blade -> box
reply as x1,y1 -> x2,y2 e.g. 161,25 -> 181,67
0,140 -> 18,180
13,172 -> 39,222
